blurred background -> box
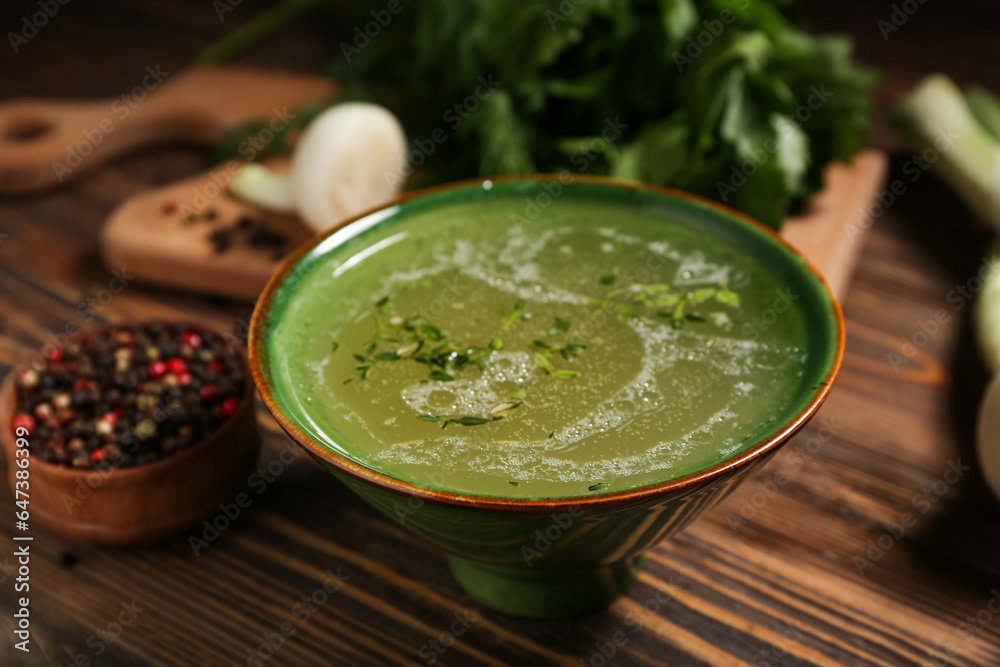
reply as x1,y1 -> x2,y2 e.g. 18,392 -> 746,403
2,1 -> 1000,665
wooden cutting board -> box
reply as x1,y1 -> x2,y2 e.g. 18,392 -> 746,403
0,66 -> 334,193
100,159 -> 315,301
783,149 -> 888,298
100,149 -> 887,302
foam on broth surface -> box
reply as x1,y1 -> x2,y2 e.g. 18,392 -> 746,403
268,193 -> 817,498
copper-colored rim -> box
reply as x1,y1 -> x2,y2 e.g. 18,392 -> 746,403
250,174 -> 846,512
0,320 -> 254,482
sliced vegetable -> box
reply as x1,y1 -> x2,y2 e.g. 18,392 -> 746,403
974,245 -> 1000,372
977,372 -> 1000,500
230,103 -> 407,232
893,75 -> 1000,229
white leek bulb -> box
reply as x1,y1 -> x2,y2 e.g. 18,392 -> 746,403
978,372 -> 1000,500
231,102 -> 407,232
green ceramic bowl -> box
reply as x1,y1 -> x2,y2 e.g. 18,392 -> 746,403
249,175 -> 845,618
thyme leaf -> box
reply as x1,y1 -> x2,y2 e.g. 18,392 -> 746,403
547,316 -> 571,336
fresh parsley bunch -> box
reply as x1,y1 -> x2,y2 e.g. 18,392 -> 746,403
335,0 -> 875,228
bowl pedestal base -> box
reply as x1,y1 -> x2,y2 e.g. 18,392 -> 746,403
448,554 -> 644,619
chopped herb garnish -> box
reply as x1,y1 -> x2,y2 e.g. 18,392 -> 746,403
331,341 -> 340,352
600,274 -> 616,285
560,342 -> 586,361
547,316 -> 571,337
418,413 -> 497,428
509,481 -> 520,487
598,280 -> 741,328
454,415 -> 492,426
690,287 -> 717,303
499,300 -> 527,332
715,287 -> 740,307
489,401 -> 522,416
533,352 -> 553,373
349,288 -> 603,423
396,342 -> 420,358
588,482 -> 609,491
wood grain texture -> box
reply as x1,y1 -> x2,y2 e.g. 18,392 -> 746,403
782,150 -> 889,299
0,67 -> 333,194
99,150 -> 886,302
1,1 -> 1000,666
100,160 -> 313,301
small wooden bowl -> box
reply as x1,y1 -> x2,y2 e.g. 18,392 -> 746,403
0,324 -> 261,546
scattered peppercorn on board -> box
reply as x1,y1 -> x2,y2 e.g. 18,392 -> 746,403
99,159 -> 313,301
98,149 -> 887,302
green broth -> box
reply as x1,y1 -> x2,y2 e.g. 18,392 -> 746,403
267,187 -> 827,499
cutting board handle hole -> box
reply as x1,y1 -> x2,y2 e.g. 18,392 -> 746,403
3,117 -> 54,142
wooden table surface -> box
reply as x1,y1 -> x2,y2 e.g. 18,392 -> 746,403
3,1 -> 1000,665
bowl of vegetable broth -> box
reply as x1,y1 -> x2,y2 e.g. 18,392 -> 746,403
250,175 -> 844,618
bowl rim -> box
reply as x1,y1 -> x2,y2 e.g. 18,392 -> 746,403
0,319 -> 255,483
249,174 -> 846,512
